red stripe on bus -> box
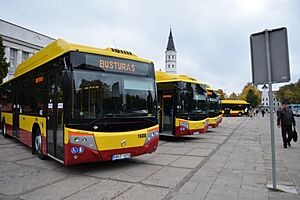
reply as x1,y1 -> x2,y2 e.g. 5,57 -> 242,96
19,128 -> 32,147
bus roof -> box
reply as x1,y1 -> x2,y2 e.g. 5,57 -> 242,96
206,85 -> 219,92
205,85 -> 220,96
155,71 -> 203,84
10,39 -> 152,82
221,100 -> 249,105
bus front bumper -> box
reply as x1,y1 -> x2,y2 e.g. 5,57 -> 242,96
208,115 -> 223,128
64,137 -> 158,166
175,118 -> 209,137
63,126 -> 159,166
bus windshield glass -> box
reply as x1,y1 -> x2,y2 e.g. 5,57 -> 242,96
207,90 -> 221,114
73,70 -> 156,119
178,82 -> 207,114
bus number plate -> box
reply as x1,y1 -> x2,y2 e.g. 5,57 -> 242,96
193,131 -> 200,135
112,153 -> 131,161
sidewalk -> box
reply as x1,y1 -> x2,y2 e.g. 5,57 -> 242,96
169,115 -> 300,200
0,116 -> 299,200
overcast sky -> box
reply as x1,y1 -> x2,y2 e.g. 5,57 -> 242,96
1,0 -> 299,95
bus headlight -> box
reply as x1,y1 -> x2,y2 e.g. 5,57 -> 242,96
69,134 -> 97,150
179,121 -> 189,129
144,129 -> 159,144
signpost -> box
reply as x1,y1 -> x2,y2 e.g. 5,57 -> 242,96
250,27 -> 290,190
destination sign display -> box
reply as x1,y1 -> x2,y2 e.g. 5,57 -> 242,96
86,54 -> 150,76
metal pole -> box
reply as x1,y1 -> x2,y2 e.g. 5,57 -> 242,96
265,30 -> 277,189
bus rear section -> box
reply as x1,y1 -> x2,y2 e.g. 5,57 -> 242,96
0,39 -> 159,165
221,100 -> 250,117
156,71 -> 209,137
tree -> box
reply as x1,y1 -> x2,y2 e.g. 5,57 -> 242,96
228,92 -> 238,100
217,89 -> 227,99
276,80 -> 300,104
246,89 -> 259,108
0,36 -> 9,83
240,82 -> 261,107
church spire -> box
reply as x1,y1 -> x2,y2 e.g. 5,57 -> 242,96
165,28 -> 177,75
166,28 -> 176,51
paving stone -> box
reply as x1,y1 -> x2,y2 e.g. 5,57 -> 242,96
154,146 -> 172,154
164,147 -> 193,155
142,166 -> 190,188
170,156 -> 204,168
197,143 -> 219,149
110,164 -> 162,182
16,157 -> 61,170
144,154 -> 180,166
0,167 -> 67,195
114,184 -> 169,200
64,180 -> 132,200
186,148 -> 213,157
171,191 -> 206,200
20,176 -> 98,200
84,161 -> 138,179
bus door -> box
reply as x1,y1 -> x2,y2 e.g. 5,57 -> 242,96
47,72 -> 64,161
161,92 -> 174,133
12,84 -> 19,138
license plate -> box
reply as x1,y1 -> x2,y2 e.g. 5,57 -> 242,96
112,153 -> 131,161
193,131 -> 200,135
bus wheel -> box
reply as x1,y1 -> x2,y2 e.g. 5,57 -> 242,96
34,128 -> 46,160
2,120 -> 8,138
238,112 -> 242,117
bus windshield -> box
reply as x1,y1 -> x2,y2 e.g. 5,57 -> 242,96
73,70 -> 156,119
208,98 -> 219,112
179,82 -> 207,114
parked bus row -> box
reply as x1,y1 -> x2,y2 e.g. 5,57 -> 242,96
156,71 -> 222,137
0,39 -> 241,166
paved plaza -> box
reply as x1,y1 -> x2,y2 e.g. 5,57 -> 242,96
0,116 -> 300,200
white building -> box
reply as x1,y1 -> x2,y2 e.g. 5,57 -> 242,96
261,84 -> 281,110
165,28 -> 177,75
0,19 -> 55,81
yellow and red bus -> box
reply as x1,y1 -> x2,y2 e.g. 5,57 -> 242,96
206,86 -> 222,128
221,100 -> 250,117
0,39 -> 159,165
156,72 -> 209,137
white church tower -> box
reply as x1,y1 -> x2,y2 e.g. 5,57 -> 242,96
261,84 -> 281,110
165,28 -> 177,75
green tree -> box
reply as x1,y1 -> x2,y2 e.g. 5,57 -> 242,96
0,36 -> 9,83
246,89 -> 259,108
217,89 -> 227,99
228,92 -> 238,100
240,82 -> 261,107
276,80 -> 300,104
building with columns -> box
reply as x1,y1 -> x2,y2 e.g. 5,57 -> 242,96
0,19 -> 54,81
165,28 -> 177,75
261,84 -> 281,111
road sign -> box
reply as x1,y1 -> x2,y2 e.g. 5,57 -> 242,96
250,27 -> 290,85
250,27 -> 291,190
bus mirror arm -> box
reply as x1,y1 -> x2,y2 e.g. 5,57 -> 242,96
62,56 -> 71,86
62,70 -> 72,91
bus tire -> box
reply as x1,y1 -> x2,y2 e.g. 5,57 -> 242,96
238,112 -> 242,117
34,128 -> 46,160
2,119 -> 8,138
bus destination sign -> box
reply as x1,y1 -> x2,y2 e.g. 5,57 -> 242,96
99,59 -> 135,73
86,54 -> 149,76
